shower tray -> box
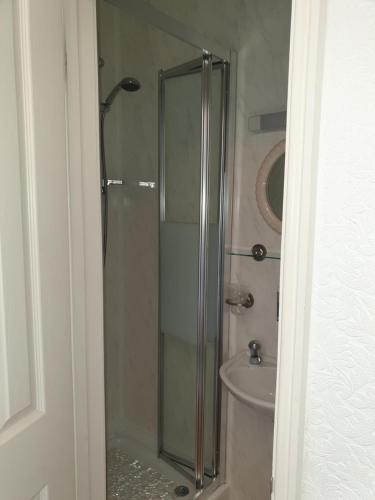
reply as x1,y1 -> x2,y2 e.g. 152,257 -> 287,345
107,447 -> 194,500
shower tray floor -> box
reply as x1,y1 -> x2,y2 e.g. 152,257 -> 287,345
107,447 -> 192,500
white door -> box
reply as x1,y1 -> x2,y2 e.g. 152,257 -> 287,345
0,0 -> 77,499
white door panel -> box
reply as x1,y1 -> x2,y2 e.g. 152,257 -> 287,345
0,0 -> 77,498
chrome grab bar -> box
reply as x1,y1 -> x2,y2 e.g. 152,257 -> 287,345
106,179 -> 156,189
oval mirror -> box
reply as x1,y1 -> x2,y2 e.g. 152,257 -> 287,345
256,140 -> 285,233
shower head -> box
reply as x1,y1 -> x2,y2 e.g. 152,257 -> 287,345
101,76 -> 141,113
120,77 -> 141,92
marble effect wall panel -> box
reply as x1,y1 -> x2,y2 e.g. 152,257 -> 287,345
227,2 -> 290,490
99,1 -> 200,444
99,0 -> 291,498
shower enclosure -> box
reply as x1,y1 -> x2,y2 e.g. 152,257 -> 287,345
98,2 -> 232,496
159,55 -> 228,488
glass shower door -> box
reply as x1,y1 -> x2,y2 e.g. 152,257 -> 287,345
159,59 -> 202,478
159,54 -> 228,489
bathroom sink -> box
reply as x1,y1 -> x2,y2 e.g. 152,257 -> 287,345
219,350 -> 276,415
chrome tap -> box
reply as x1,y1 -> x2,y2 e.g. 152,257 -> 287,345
248,340 -> 262,365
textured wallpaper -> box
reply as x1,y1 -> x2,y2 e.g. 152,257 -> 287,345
302,1 -> 375,498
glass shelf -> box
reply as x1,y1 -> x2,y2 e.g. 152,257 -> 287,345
227,248 -> 281,260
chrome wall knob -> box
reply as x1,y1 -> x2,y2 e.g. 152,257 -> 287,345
252,243 -> 267,261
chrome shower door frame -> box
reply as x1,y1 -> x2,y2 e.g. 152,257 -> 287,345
158,53 -> 229,491
195,51 -> 212,490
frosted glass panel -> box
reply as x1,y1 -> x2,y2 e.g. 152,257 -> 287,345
159,60 -> 225,483
164,72 -> 202,223
160,68 -> 202,471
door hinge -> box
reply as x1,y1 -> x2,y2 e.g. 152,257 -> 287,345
270,476 -> 274,495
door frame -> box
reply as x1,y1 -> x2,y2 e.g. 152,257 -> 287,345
272,0 -> 327,498
64,0 -> 106,499
64,0 -> 327,499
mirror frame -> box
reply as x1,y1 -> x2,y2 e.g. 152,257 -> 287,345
255,139 -> 285,233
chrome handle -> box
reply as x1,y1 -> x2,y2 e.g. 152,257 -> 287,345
249,340 -> 260,354
107,179 -> 124,186
138,181 -> 156,189
249,340 -> 262,365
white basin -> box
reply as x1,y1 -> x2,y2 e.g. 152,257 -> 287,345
219,350 -> 276,415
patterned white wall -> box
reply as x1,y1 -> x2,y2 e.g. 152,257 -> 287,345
302,1 -> 375,498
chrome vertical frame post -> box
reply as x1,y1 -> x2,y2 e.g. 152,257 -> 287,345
195,52 -> 212,490
159,70 -> 166,222
158,70 -> 165,462
211,61 -> 229,478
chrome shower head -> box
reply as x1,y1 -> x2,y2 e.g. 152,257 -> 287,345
119,77 -> 141,92
101,76 -> 141,113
